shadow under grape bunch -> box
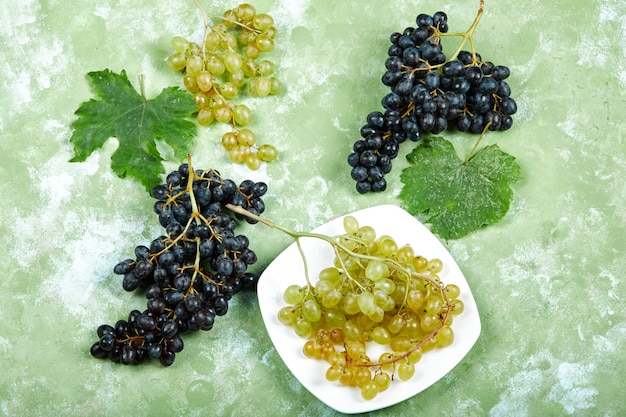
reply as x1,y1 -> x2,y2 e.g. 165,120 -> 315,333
349,1 -> 517,193
90,155 -> 267,366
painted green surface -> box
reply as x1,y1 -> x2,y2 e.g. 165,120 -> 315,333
0,0 -> 624,416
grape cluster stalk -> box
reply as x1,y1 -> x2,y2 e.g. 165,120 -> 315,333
227,205 -> 465,401
349,0 -> 517,193
90,155 -> 267,366
167,2 -> 280,170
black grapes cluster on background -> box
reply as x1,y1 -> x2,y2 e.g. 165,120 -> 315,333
348,10 -> 517,193
90,158 -> 267,366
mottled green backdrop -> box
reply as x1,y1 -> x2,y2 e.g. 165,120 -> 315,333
1,0 -> 624,416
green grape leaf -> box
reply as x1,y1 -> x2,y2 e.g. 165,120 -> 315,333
69,69 -> 197,191
399,136 -> 521,239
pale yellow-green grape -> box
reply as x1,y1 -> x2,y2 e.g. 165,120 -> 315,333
364,260 -> 389,281
357,291 -> 376,315
196,71 -> 213,92
450,298 -> 464,315
204,31 -> 221,51
342,320 -> 362,341
221,131 -> 238,151
444,283 -> 461,299
186,55 -> 204,76
166,52 -> 186,71
294,317 -> 312,338
354,367 -> 372,388
396,245 -> 415,265
373,372 -> 391,392
371,326 -> 391,345
356,225 -> 376,243
234,3 -> 256,21
197,108 -> 214,126
302,299 -> 322,322
223,51 -> 243,74
193,92 -> 208,109
238,30 -> 257,46
327,350 -> 346,367
420,314 -> 442,333
222,9 -> 238,26
408,347 -> 423,364
242,58 -> 257,77
390,335 -> 412,353
277,306 -> 296,325
205,54 -> 225,76
377,236 -> 398,257
324,309 -> 346,328
319,266 -> 341,284
436,325 -> 454,347
257,144 -> 278,162
397,362 -> 415,381
232,104 -> 252,126
254,76 -> 272,97
171,35 -> 189,52
325,365 -> 343,382
346,340 -> 366,361
257,60 -> 275,76
360,381 -> 378,401
245,153 -> 262,170
303,339 -> 321,359
183,75 -> 198,93
427,258 -> 443,274
228,70 -> 245,88
425,296 -> 444,315
269,77 -> 282,95
252,13 -> 274,30
218,82 -> 238,99
228,145 -> 247,164
255,33 -> 274,52
339,367 -> 354,386
283,284 -> 305,304
220,32 -> 238,50
237,128 -> 256,146
213,104 -> 233,123
386,314 -> 405,334
407,289 -> 424,311
412,255 -> 428,272
343,215 -> 360,235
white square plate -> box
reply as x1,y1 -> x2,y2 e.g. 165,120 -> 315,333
257,204 -> 481,414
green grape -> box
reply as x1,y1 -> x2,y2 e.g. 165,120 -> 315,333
371,326 -> 391,344
324,308 -> 346,328
196,71 -> 213,92
389,335 -> 412,353
252,13 -> 274,30
327,350 -> 346,367
345,340 -> 366,360
450,299 -> 464,315
357,292 -> 376,315
223,51 -> 244,74
237,128 -> 256,146
171,36 -> 189,53
303,339 -> 321,359
254,76 -> 272,97
365,260 -> 389,282
356,226 -> 376,243
183,75 -> 198,93
186,55 -> 204,76
239,30 -> 257,46
339,367 -> 354,386
321,288 -> 342,308
283,284 -> 305,304
408,347 -> 422,363
412,255 -> 428,272
437,325 -> 454,347
228,145 -> 247,163
206,54 -> 225,76
222,131 -> 239,150
427,258 -> 443,274
197,108 -> 214,126
257,59 -> 275,76
407,289 -> 424,311
420,314 -> 442,332
373,372 -> 391,392
220,32 -> 238,50
397,362 -> 415,381
377,237 -> 398,257
166,52 -> 186,71
387,314 -> 405,334
246,153 -> 262,170
219,82 -> 238,99
319,267 -> 341,284
213,103 -> 233,123
228,70 -> 246,88
244,44 -> 261,59
302,299 -> 322,322
368,306 -> 385,323
425,296 -> 443,315
233,104 -> 252,126
277,306 -> 296,325
269,77 -> 282,95
396,245 -> 415,265
343,215 -> 360,235
294,318 -> 312,338
342,294 -> 360,315
444,284 -> 461,299
325,365 -> 343,382
204,31 -> 221,51
193,92 -> 208,108
234,3 -> 256,21
342,320 -> 362,341
354,367 -> 372,388
258,144 -> 278,162
242,58 -> 257,77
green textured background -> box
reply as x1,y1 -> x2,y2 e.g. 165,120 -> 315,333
1,0 -> 624,416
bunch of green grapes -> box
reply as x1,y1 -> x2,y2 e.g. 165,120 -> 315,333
166,3 -> 280,170
277,216 -> 464,400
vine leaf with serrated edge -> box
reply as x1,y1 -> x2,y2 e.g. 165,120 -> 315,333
69,69 -> 198,191
399,136 -> 521,239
